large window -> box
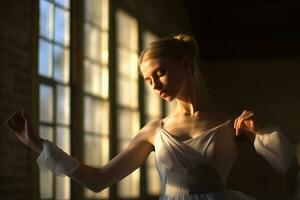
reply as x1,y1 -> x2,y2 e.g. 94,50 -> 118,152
38,0 -> 71,199
38,1 -> 170,199
115,10 -> 140,198
83,0 -> 110,199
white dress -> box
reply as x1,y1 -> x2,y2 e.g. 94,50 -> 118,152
154,119 -> 294,200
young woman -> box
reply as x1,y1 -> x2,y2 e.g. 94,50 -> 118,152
6,34 -> 295,199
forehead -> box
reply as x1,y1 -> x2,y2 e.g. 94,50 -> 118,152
140,58 -> 171,76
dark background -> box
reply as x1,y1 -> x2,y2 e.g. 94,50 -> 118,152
181,2 -> 300,199
184,1 -> 300,60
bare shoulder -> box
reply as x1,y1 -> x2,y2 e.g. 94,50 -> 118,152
134,119 -> 160,146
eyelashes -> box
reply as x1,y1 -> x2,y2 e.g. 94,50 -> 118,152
145,67 -> 167,86
157,68 -> 167,77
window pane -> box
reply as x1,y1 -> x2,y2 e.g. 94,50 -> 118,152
39,84 -> 54,123
118,109 -> 140,140
56,176 -> 70,200
147,153 -> 161,195
56,85 -> 70,125
84,0 -> 108,29
101,66 -> 109,98
40,0 -> 53,39
39,126 -> 53,199
117,77 -> 138,108
54,45 -> 70,83
101,32 -> 109,65
54,7 -> 70,45
39,125 -> 54,142
40,169 -> 53,199
56,126 -> 70,154
55,126 -> 71,200
117,47 -> 131,77
84,60 -> 101,95
130,53 -> 138,80
39,39 -> 53,78
84,135 -> 109,166
84,24 -> 102,62
145,83 -> 161,120
118,140 -> 140,198
84,96 -> 109,134
116,10 -> 138,51
55,0 -> 70,8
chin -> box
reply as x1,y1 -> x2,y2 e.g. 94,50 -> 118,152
164,95 -> 175,102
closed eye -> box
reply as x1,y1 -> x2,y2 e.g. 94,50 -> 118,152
157,68 -> 167,77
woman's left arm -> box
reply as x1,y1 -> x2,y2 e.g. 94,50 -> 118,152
234,110 -> 295,175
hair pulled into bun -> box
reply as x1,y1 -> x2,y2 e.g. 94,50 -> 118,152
173,33 -> 199,58
138,33 -> 199,66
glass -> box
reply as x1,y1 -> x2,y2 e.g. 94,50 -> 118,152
84,96 -> 109,134
84,60 -> 101,95
101,32 -> 109,65
55,0 -> 70,8
56,176 -> 70,200
84,0 -> 108,30
56,85 -> 70,125
100,66 -> 109,98
39,39 -> 53,78
39,84 -> 54,123
40,169 -> 53,199
147,153 -> 161,195
116,10 -> 138,51
54,7 -> 70,45
55,126 -> 70,154
39,125 -> 54,141
54,45 -> 70,83
145,83 -> 161,119
39,125 -> 53,199
117,47 -> 131,77
118,109 -> 140,140
117,77 -> 138,108
118,141 -> 140,198
84,135 -> 109,167
39,0 -> 53,39
84,23 -> 101,62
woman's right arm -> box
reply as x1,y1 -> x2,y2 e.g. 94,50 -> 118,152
69,126 -> 155,192
6,109 -> 157,193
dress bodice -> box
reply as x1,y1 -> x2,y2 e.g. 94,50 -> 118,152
154,119 -> 238,196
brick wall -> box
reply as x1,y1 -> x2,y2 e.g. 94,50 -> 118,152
0,0 -> 34,199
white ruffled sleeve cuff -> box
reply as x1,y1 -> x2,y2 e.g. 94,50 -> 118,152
254,126 -> 295,175
37,139 -> 80,176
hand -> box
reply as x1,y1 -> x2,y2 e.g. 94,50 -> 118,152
5,109 -> 43,153
234,110 -> 262,136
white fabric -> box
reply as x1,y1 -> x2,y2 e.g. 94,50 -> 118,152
254,126 -> 295,175
154,119 -> 294,200
37,140 -> 80,176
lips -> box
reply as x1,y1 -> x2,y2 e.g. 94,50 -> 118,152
159,90 -> 167,97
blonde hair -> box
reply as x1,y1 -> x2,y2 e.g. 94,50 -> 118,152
139,33 -> 212,104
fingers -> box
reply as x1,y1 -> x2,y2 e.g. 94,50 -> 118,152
5,109 -> 25,132
234,110 -> 255,136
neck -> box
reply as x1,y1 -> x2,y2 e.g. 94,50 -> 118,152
174,76 -> 212,117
